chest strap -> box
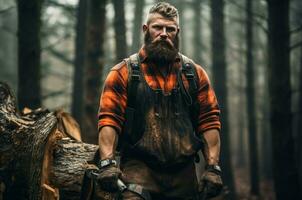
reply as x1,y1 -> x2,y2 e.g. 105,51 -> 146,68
125,53 -> 141,109
126,54 -> 199,109
178,54 -> 199,106
180,54 -> 199,94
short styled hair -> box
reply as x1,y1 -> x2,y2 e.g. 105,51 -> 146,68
146,2 -> 179,25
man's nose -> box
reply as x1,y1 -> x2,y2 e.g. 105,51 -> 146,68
160,27 -> 168,39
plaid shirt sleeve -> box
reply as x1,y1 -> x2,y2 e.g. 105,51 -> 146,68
194,64 -> 221,133
98,62 -> 128,134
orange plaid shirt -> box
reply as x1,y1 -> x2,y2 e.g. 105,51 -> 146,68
98,47 -> 221,135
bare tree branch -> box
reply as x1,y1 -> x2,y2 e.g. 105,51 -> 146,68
42,33 -> 71,51
290,25 -> 302,34
45,0 -> 75,14
0,25 -> 16,35
226,0 -> 267,21
45,47 -> 73,64
0,6 -> 15,14
42,90 -> 70,99
290,41 -> 302,51
227,14 -> 268,34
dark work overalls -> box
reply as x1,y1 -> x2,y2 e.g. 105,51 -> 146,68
119,54 -> 202,200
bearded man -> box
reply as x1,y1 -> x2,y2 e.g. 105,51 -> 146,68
97,2 -> 223,200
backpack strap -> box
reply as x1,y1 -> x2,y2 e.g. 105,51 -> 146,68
125,53 -> 141,109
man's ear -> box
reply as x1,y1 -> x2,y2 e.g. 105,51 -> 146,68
143,24 -> 148,33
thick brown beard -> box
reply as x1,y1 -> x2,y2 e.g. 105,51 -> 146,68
144,31 -> 179,65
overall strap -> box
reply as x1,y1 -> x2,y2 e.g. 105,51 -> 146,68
178,54 -> 201,132
180,54 -> 199,95
125,53 -> 141,109
178,54 -> 199,106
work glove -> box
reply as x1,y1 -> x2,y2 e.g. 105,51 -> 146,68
199,165 -> 223,198
96,159 -> 122,193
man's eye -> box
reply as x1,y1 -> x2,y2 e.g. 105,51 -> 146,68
167,27 -> 176,32
153,26 -> 161,30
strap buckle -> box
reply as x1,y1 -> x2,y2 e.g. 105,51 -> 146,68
185,73 -> 194,79
132,73 -> 140,81
98,158 -> 117,168
127,183 -> 151,200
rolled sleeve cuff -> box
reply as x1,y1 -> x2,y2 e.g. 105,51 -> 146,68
98,116 -> 122,134
197,114 -> 221,133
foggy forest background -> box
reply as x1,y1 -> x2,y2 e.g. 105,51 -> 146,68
0,0 -> 302,199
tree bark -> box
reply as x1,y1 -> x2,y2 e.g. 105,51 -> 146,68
83,0 -> 106,144
131,0 -> 144,53
267,0 -> 301,199
236,3 -> 246,168
51,138 -> 99,199
259,36 -> 273,180
0,1 -> 18,93
245,0 -> 259,195
192,0 -> 203,64
210,0 -> 236,199
298,35 -> 302,194
17,0 -> 42,110
0,82 -> 101,200
292,0 -> 302,192
71,0 -> 87,130
112,0 -> 127,62
175,0 -> 186,54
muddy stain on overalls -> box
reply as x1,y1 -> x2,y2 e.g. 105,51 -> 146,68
120,61 -> 202,199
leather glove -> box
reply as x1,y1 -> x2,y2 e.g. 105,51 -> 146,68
199,165 -> 223,198
97,163 -> 122,193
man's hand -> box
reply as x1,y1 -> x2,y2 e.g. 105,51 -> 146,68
199,165 -> 223,198
97,164 -> 122,193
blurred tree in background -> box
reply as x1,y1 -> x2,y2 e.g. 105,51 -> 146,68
17,0 -> 43,110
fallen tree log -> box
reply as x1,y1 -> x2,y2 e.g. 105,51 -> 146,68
0,82 -> 108,200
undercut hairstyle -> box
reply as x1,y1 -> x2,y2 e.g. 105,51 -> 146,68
147,2 -> 179,24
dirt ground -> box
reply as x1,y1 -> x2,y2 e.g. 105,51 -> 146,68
234,168 -> 275,200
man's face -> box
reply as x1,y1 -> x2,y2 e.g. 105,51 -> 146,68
144,13 -> 179,47
143,13 -> 180,64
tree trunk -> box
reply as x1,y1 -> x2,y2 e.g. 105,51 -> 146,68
83,0 -> 106,144
131,0 -> 144,53
236,66 -> 246,167
17,0 -> 42,110
50,138 -> 99,199
267,0 -> 301,199
245,0 -> 259,195
0,82 -> 101,200
71,0 -> 87,130
175,0 -> 186,54
0,1 -> 18,92
260,82 -> 273,180
192,0 -> 203,64
210,0 -> 236,199
292,0 -> 302,192
298,32 -> 302,195
236,5 -> 246,168
260,40 -> 273,180
112,0 -> 127,62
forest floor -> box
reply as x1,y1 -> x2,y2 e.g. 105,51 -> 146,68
234,167 -> 275,200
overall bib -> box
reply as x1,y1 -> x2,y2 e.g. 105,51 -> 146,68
119,54 -> 202,200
